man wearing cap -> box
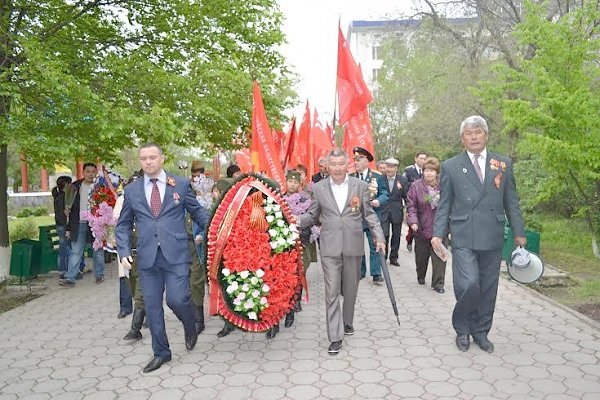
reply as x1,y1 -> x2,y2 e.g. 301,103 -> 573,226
351,147 -> 389,284
300,149 -> 385,355
432,116 -> 526,354
379,158 -> 409,266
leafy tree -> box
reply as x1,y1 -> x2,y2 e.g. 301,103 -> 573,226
0,0 -> 296,279
479,0 -> 600,257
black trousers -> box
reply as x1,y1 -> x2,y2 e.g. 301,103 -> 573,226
414,236 -> 446,288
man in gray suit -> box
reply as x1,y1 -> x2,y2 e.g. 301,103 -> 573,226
432,116 -> 526,353
300,149 -> 385,355
116,143 -> 208,373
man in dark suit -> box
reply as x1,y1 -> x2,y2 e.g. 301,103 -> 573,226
403,152 -> 427,252
116,143 -> 208,373
311,157 -> 328,183
351,147 -> 389,284
432,116 -> 526,354
379,158 -> 409,266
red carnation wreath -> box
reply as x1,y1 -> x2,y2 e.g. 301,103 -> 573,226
207,175 -> 306,332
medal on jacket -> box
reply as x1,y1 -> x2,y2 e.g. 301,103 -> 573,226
368,177 -> 378,199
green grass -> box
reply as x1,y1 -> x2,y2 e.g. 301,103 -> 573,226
572,280 -> 600,301
8,215 -> 55,240
536,215 -> 600,281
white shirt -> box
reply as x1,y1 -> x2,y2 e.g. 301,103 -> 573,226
144,170 -> 167,207
330,175 -> 349,213
79,181 -> 92,220
467,148 -> 487,181
414,164 -> 422,176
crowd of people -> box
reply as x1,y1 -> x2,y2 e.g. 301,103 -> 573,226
51,115 -> 525,372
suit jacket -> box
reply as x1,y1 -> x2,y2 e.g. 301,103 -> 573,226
351,169 -> 389,220
379,174 -> 409,225
403,165 -> 422,184
433,151 -> 525,251
299,176 -> 384,257
66,179 -> 93,243
115,173 -> 208,268
311,172 -> 328,184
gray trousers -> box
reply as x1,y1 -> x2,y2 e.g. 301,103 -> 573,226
451,248 -> 502,339
321,255 -> 362,342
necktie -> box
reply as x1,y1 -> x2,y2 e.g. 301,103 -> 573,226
473,154 -> 484,183
150,178 -> 162,216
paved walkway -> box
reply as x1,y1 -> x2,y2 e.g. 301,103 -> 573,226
1,243 -> 599,400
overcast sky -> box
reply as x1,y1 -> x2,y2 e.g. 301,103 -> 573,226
277,0 -> 417,125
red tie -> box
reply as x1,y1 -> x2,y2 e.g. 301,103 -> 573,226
150,178 -> 162,217
473,154 -> 484,183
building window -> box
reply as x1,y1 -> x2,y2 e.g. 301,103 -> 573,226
372,45 -> 380,60
372,68 -> 379,82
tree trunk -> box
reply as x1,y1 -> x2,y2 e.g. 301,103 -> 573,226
0,144 -> 10,281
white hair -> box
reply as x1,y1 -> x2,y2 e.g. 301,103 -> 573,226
327,148 -> 348,162
460,115 -> 489,136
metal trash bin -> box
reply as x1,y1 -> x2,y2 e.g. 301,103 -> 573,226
9,239 -> 42,280
503,225 -> 541,264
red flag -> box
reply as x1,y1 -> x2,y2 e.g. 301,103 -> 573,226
342,107 -> 376,170
295,101 -> 311,169
337,26 -> 373,126
309,109 -> 333,177
283,117 -> 297,169
235,148 -> 253,173
326,122 -> 334,147
250,81 -> 286,190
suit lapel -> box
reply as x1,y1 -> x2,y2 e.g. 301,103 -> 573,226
158,178 -> 174,217
459,151 -> 484,191
137,179 -> 154,216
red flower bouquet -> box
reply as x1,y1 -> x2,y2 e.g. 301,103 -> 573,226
207,175 -> 305,332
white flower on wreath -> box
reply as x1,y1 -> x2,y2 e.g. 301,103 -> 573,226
237,292 -> 246,300
277,238 -> 286,246
273,204 -> 281,212
262,283 -> 270,292
260,297 -> 268,305
286,237 -> 295,245
222,268 -> 231,277
256,269 -> 265,278
248,311 -> 257,320
274,211 -> 283,219
233,298 -> 241,306
266,197 -> 274,204
242,283 -> 249,292
282,227 -> 290,235
226,285 -> 235,294
266,215 -> 275,223
244,299 -> 254,309
264,205 -> 273,213
276,219 -> 285,227
240,271 -> 249,279
268,229 -> 278,237
289,223 -> 298,232
252,289 -> 260,298
269,241 -> 278,249
250,276 -> 258,285
231,281 -> 239,291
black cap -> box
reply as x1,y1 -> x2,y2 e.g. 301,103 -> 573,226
353,147 -> 373,162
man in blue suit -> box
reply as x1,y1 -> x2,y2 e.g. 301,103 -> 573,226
116,143 -> 208,373
351,147 -> 389,284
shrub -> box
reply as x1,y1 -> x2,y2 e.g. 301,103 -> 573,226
16,207 -> 33,218
9,218 -> 38,243
32,207 -> 48,217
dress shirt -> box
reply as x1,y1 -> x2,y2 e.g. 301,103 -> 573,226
79,181 -> 92,220
387,175 -> 396,192
466,148 -> 487,181
330,175 -> 349,214
414,164 -> 422,176
144,170 -> 167,207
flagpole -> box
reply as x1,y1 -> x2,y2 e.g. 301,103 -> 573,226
332,16 -> 341,136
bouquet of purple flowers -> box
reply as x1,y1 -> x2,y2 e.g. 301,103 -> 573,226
284,191 -> 320,243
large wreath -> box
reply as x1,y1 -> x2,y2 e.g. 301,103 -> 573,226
207,175 -> 305,332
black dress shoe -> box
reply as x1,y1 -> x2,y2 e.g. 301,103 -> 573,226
217,323 -> 235,338
117,311 -> 131,319
390,260 -> 400,266
373,276 -> 384,284
406,244 -> 413,252
284,311 -> 295,328
143,355 -> 171,373
328,341 -> 342,355
434,287 -> 445,294
185,330 -> 198,350
266,324 -> 280,339
473,335 -> 494,353
417,278 -> 425,285
455,334 -> 470,352
344,324 -> 354,336
195,306 -> 205,334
